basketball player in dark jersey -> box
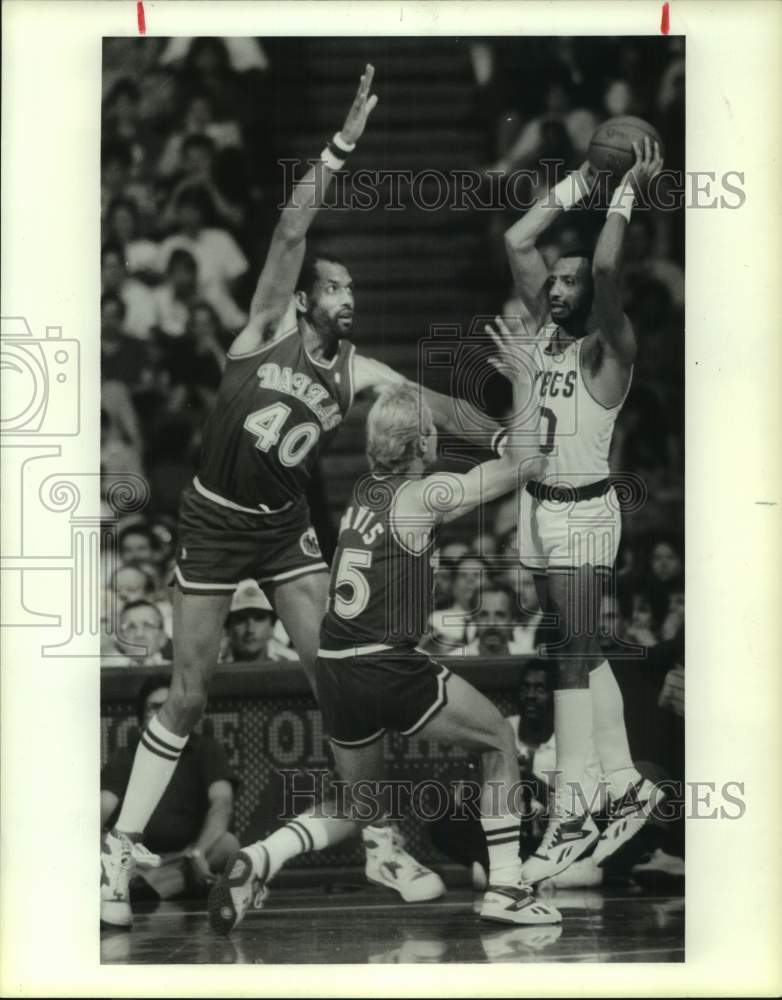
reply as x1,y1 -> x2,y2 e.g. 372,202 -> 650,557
209,322 -> 563,932
102,67 -> 504,927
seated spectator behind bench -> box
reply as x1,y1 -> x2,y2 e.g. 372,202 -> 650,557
101,674 -> 239,899
220,580 -> 298,663
111,600 -> 171,666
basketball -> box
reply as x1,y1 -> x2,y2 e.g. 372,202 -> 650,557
588,116 -> 663,177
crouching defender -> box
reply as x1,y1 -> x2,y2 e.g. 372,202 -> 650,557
209,320 -> 562,932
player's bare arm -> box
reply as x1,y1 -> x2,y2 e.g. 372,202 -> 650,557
229,66 -> 378,357
351,353 -> 503,446
504,162 -> 595,330
391,317 -> 544,548
587,138 -> 663,404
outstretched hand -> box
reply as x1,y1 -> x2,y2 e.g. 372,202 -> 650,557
340,64 -> 379,146
486,315 -> 538,387
624,137 -> 664,195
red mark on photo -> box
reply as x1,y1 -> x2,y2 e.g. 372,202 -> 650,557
137,0 -> 146,34
661,2 -> 670,35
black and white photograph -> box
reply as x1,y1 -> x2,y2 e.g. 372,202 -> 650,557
1,1 -> 780,996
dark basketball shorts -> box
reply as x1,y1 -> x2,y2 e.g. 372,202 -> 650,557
173,479 -> 328,595
314,648 -> 452,747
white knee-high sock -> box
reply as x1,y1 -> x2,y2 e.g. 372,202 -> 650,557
589,660 -> 641,796
481,815 -> 522,887
553,688 -> 593,814
247,813 -> 357,881
115,715 -> 189,836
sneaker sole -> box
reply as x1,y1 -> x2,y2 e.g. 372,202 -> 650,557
480,903 -> 562,926
208,850 -> 254,936
100,901 -> 132,929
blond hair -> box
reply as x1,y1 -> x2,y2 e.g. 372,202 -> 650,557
366,382 -> 433,474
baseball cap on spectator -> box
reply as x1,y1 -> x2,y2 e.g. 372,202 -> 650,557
225,579 -> 275,626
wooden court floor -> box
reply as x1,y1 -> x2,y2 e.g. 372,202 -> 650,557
101,882 -> 684,965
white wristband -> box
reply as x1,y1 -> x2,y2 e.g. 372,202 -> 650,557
320,147 -> 345,171
332,132 -> 356,154
607,182 -> 635,222
551,172 -> 588,211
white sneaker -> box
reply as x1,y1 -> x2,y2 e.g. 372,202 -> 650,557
208,848 -> 269,936
362,825 -> 445,902
100,831 -> 160,928
522,811 -> 599,885
593,778 -> 660,866
480,883 -> 562,925
545,856 -> 603,890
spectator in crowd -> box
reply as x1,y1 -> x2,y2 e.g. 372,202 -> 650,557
660,588 -> 684,641
112,600 -> 171,666
649,538 -> 683,593
426,554 -> 490,653
152,248 -> 201,338
509,569 -> 548,655
221,580 -> 298,663
624,590 -> 662,648
111,565 -> 155,607
450,584 -> 517,656
157,92 -> 244,177
158,301 -> 226,416
101,293 -> 154,390
161,136 -> 246,233
102,78 -> 146,168
101,139 -> 157,225
104,197 -> 160,278
101,243 -> 157,340
119,525 -> 158,567
157,185 -> 248,331
101,674 -> 239,899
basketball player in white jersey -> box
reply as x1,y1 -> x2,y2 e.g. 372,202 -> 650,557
503,138 -> 664,882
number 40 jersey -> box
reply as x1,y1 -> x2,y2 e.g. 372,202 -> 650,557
197,329 -> 355,512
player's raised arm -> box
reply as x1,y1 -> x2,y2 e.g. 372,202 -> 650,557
229,65 -> 378,356
592,138 -> 663,366
351,353 -> 505,452
504,162 -> 595,330
392,318 -> 544,537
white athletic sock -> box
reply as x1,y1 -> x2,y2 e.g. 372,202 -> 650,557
481,815 -> 522,887
247,813 -> 357,881
553,688 -> 593,815
115,715 -> 188,836
589,660 -> 641,798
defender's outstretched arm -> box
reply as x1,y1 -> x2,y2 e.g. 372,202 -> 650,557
230,66 -> 378,356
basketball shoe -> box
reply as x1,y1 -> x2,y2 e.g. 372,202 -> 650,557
521,810 -> 599,885
208,848 -> 270,936
480,883 -> 562,925
362,825 -> 446,902
592,777 -> 660,866
100,829 -> 161,928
